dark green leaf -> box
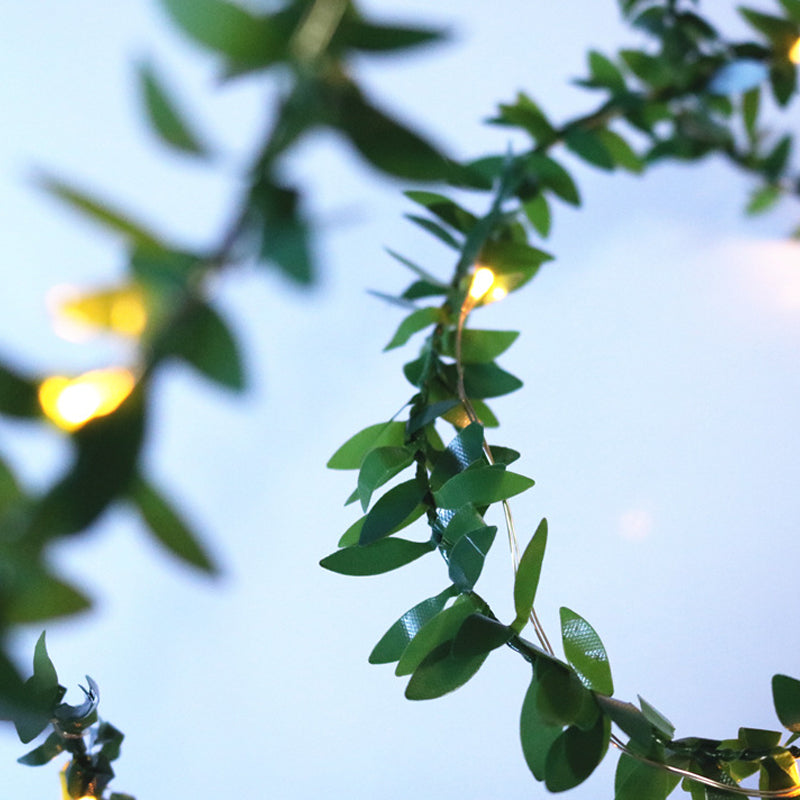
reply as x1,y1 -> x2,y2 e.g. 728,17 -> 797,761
535,659 -> 593,727
405,640 -> 488,700
588,50 -> 627,92
742,87 -> 760,141
369,586 -> 457,664
327,421 -> 406,470
401,279 -> 448,300
440,504 -> 488,548
565,128 -> 616,170
492,92 -> 555,143
560,607 -> 614,695
512,518 -> 548,631
545,715 -> 611,791
596,695 -> 655,746
520,670 -> 564,781
0,360 -> 40,419
770,60 -> 797,106
138,61 -> 209,156
406,398 -> 460,433
739,727 -> 782,749
404,214 -> 460,248
359,479 -> 424,544
35,174 -> 161,248
4,564 -> 91,628
429,422 -> 486,490
404,191 -> 478,233
17,732 -> 64,766
451,613 -> 512,657
357,446 -> 414,511
773,674 -> 800,732
442,361 -> 524,399
157,301 -> 245,390
762,135 -> 792,181
434,464 -> 533,509
523,193 -> 552,237
384,307 -> 441,351
739,7 -> 798,44
97,721 -> 125,762
441,329 -> 519,363
615,752 -> 681,800
14,633 -> 63,743
339,19 -> 446,53
779,0 -> 800,23
447,525 -> 496,590
128,474 -> 217,574
320,537 -> 433,576
597,129 -> 644,173
638,695 -> 675,740
525,153 -> 581,205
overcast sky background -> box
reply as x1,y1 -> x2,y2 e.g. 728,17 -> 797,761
1,2 -> 800,799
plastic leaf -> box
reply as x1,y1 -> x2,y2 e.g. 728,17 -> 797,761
129,475 -> 218,574
429,423 -> 486,490
545,715 -> 611,791
596,695 -> 655,746
512,518 -> 548,632
560,607 -> 614,695
404,640 -> 488,700
17,731 -> 64,766
404,191 -> 477,233
327,421 -> 406,470
746,184 -> 781,215
138,61 -> 209,156
773,674 -> 800,732
447,525 -> 496,590
523,193 -> 552,237
536,659 -> 593,727
639,695 -> 676,740
404,213 -> 460,248
492,92 -> 555,142
320,538 -> 433,576
526,153 -> 581,205
588,50 -> 627,92
615,752 -> 681,800
340,19 -> 446,53
760,751 -> 800,793
597,129 -> 644,173
357,447 -> 414,511
441,362 -> 523,399
359,479 -> 424,545
451,613 -> 512,657
440,329 -> 519,363
369,587 -> 457,664
384,307 -> 440,351
520,671 -> 564,781
565,128 -> 615,170
742,87 -> 760,140
434,464 -> 533,509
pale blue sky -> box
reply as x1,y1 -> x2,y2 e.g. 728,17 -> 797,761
1,2 -> 799,799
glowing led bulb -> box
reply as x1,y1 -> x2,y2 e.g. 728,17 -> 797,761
39,367 -> 136,431
468,267 -> 497,301
791,37 -> 800,65
49,284 -> 148,341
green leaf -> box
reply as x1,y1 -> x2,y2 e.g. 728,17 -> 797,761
565,128 -> 615,170
523,193 -> 552,237
525,153 -> 581,205
4,564 -> 91,628
14,632 -> 63,744
434,464 -> 533,509
742,87 -> 760,140
442,361 -> 523,399
762,135 -> 792,181
560,607 -> 614,695
359,479 -> 424,544
597,129 -> 644,173
492,92 -> 555,143
545,715 -> 611,791
17,732 -> 64,766
157,301 -> 245,390
746,184 -> 781,215
138,61 -> 209,156
447,525 -> 496,590
535,659 -> 593,727
404,191 -> 478,233
595,695 -> 655,746
320,538 -> 433,576
128,474 -> 217,574
760,750 -> 800,793
440,504 -> 488,548
512,518 -> 548,632
615,752 -> 681,800
404,640 -> 488,700
384,307 -> 440,351
404,214 -> 461,249
329,81 -> 447,181
369,587 -> 457,664
770,60 -> 797,107
739,727 -> 782,749
639,696 -> 676,740
440,329 -> 519,363
327,421 -> 406,470
0,456 -> 23,515
520,670 -> 564,781
429,422 -> 486,490
739,7 -> 798,44
773,674 -> 800,732
395,596 -> 479,676
357,446 -> 414,511
0,360 -> 40,419
588,50 -> 627,92
451,613 -> 513,657
339,19 -> 446,53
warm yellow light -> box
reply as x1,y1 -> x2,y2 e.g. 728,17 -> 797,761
49,284 -> 148,341
790,37 -> 800,65
39,367 -> 136,431
489,285 -> 508,302
468,267 -> 497,301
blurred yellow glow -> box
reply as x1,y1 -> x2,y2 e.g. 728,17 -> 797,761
790,37 -> 800,65
39,367 -> 136,431
468,267 -> 498,301
49,284 -> 148,341
489,285 -> 508,302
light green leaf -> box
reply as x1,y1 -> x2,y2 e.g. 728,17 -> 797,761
588,50 -> 626,92
742,87 -> 760,141
512,518 -> 548,631
596,695 -> 655,746
327,421 -> 406,470
526,153 -> 581,206
638,695 -> 675,740
441,329 -> 519,363
597,129 -> 644,173
369,587 -> 457,664
359,479 -> 424,544
434,464 -> 533,509
523,193 -> 551,237
384,307 -> 440,351
357,447 -> 414,511
746,184 -> 781,215
138,61 -> 209,156
560,607 -> 614,695
773,674 -> 800,732
615,752 -> 681,800
319,538 -> 434,576
128,475 -> 217,574
404,191 -> 477,233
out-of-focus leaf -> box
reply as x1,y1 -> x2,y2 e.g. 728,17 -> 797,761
338,19 -> 446,53
565,128 -> 615,170
328,421 -> 407,470
0,360 -> 40,419
369,586 -> 457,664
17,732 -> 64,766
492,92 -> 555,143
523,193 -> 552,237
512,518 -> 548,632
129,474 -> 217,574
615,752 -> 681,800
588,50 -> 627,92
138,61 -> 210,156
773,674 -> 800,732
157,301 -> 245,390
3,563 -> 91,628
434,464 -> 533,509
404,191 -> 477,233
447,525 -> 496,590
384,307 -> 441,351
328,81 -> 447,181
545,715 -> 611,791
35,174 -> 161,248
357,446 -> 414,511
405,639 -> 488,700
319,538 -> 433,576
742,87 -> 760,140
404,214 -> 461,248
441,329 -> 519,363
560,607 -> 614,695
762,135 -> 792,181
597,129 -> 644,173
739,7 -> 798,44
770,60 -> 798,106
359,479 -> 424,544
746,184 -> 781,215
